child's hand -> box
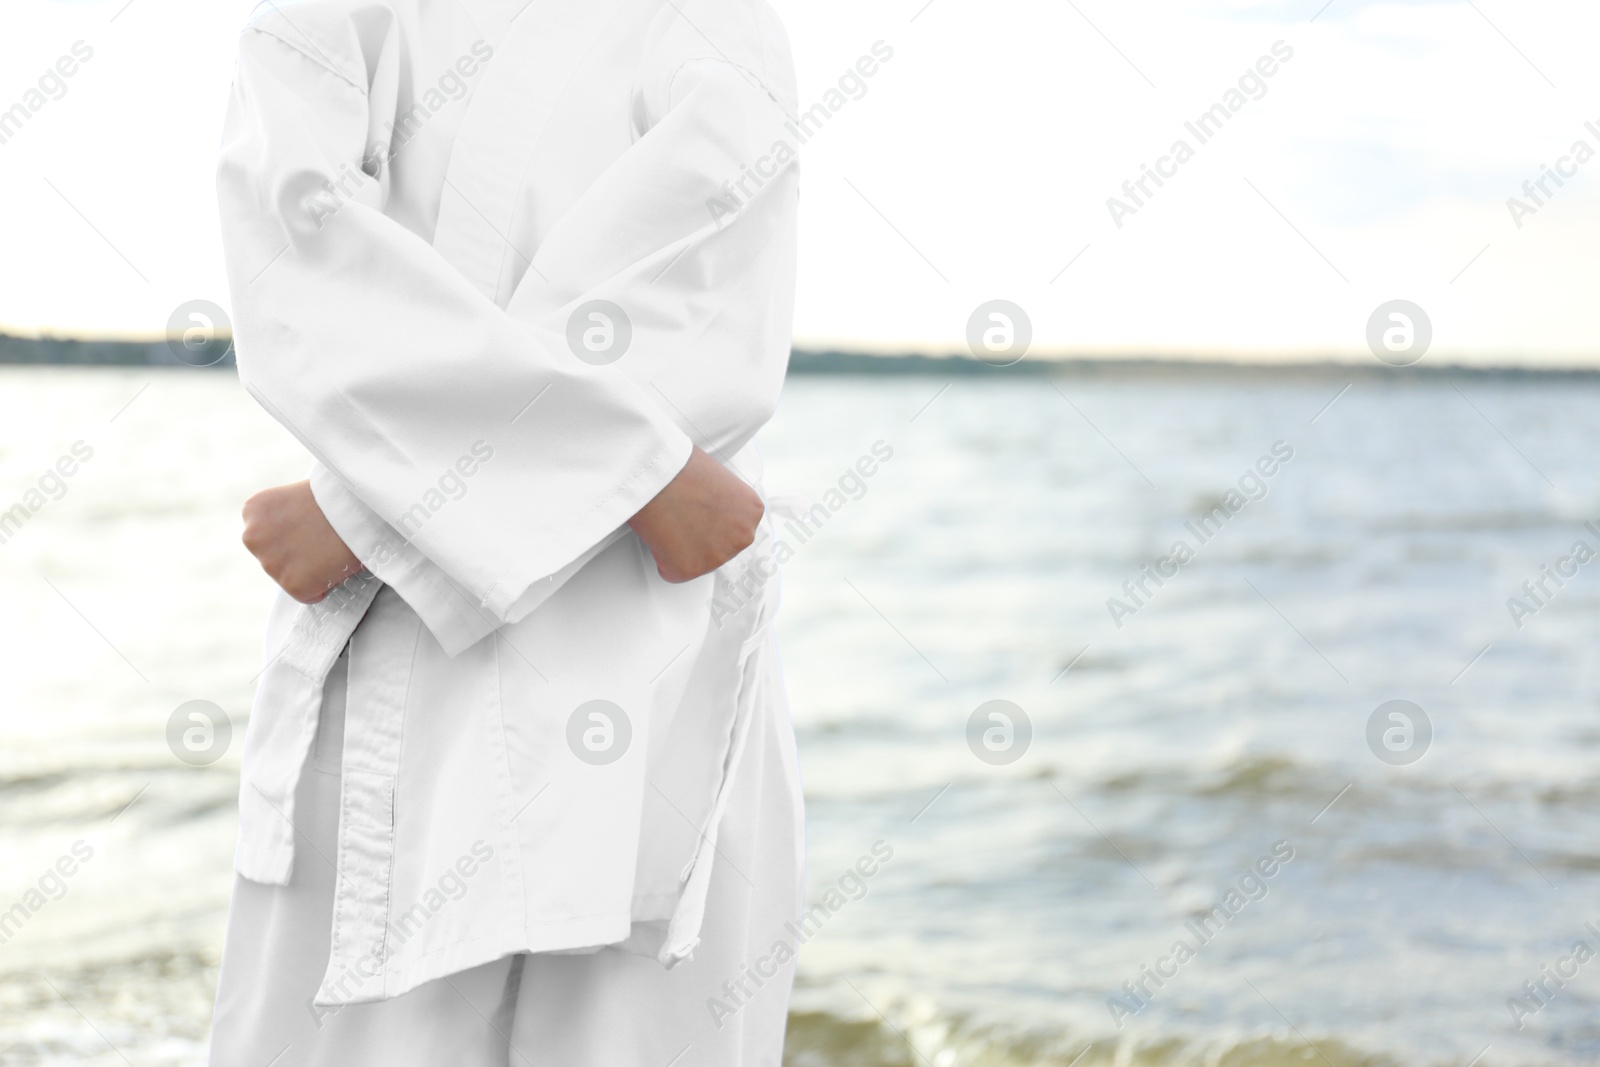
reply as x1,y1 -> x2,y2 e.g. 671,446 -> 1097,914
627,447 -> 764,583
241,480 -> 364,603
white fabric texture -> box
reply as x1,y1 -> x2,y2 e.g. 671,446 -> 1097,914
215,0 -> 804,1009
208,645 -> 802,1066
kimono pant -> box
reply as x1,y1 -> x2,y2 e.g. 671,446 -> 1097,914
208,647 -> 803,1067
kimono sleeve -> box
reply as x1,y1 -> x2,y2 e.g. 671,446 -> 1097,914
309,6 -> 803,649
507,3 -> 802,468
490,43 -> 802,628
217,26 -> 694,623
307,459 -> 623,656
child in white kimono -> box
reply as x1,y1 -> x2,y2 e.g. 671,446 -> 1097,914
209,0 -> 806,1062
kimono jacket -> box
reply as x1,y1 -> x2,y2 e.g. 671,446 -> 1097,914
215,0 -> 801,1007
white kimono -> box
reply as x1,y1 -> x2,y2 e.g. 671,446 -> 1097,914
216,0 -> 802,1013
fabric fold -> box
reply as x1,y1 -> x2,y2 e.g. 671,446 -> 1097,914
220,0 -> 804,1006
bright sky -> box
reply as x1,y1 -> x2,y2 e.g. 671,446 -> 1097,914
0,0 -> 1596,363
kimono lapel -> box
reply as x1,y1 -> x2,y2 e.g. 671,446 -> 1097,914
431,0 -> 637,306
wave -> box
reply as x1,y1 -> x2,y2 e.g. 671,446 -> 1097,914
1071,753 -> 1600,808
784,1008 -> 1414,1067
0,763 -> 237,829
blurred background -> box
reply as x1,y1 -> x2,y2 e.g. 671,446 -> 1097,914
4,0 -> 1600,1065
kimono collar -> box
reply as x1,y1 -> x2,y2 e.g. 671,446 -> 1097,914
431,0 -> 641,306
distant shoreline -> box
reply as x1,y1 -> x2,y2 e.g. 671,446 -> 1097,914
3,332 -> 1598,379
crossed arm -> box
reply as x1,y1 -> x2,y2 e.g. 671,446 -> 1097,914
241,446 -> 763,603
224,18 -> 789,611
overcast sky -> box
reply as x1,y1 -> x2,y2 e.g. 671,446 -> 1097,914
1,0 -> 1596,363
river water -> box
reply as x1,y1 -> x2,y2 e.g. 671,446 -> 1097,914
2,365 -> 1599,1066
